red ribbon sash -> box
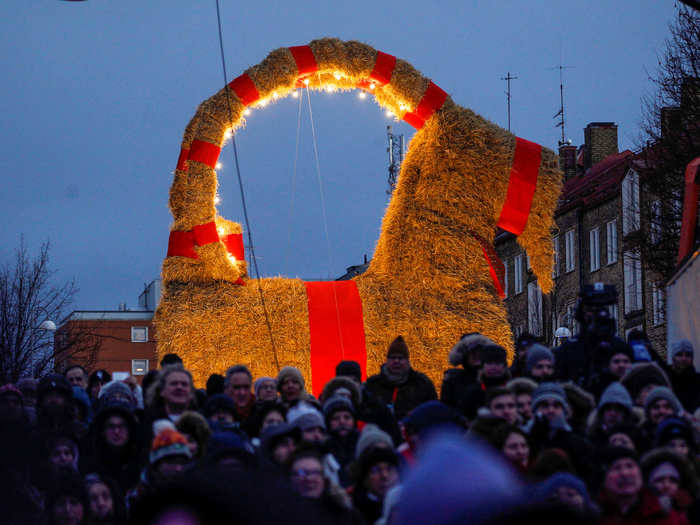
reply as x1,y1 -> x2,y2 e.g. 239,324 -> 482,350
304,281 -> 367,397
229,73 -> 261,106
497,138 -> 542,235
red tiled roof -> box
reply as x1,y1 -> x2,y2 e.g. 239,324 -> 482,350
556,150 -> 636,215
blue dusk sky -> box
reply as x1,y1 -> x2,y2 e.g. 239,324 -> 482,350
0,1 -> 678,311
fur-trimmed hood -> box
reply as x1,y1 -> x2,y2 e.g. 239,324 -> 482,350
640,448 -> 700,498
621,362 -> 671,402
319,376 -> 362,408
448,333 -> 495,366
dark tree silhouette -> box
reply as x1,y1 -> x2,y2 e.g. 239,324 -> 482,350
637,5 -> 700,279
0,239 -> 100,383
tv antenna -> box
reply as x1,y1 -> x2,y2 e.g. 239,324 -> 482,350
500,72 -> 518,131
549,64 -> 574,146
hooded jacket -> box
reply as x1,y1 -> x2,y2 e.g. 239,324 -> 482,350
364,365 -> 437,421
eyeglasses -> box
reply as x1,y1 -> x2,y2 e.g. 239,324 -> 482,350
291,468 -> 322,479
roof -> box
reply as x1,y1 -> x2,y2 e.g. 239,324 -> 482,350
556,150 -> 636,216
61,310 -> 154,323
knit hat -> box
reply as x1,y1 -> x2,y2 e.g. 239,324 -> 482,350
37,374 -> 72,402
601,445 -> 638,473
649,462 -> 680,484
203,393 -> 236,419
387,336 -> 409,359
401,401 -> 460,433
206,431 -> 256,467
322,395 -> 355,420
335,360 -> 362,382
530,382 -> 571,417
654,417 -> 694,448
644,386 -> 683,417
287,402 -> 325,431
98,380 -> 136,408
598,382 -> 633,412
534,472 -> 591,509
525,344 -> 554,374
605,338 -> 635,362
0,383 -> 23,403
149,427 -> 192,465
355,423 -> 394,459
481,344 -> 508,365
254,377 -> 276,398
276,367 -> 305,392
354,446 -> 399,484
448,333 -> 494,366
319,376 -> 362,408
670,339 -> 694,360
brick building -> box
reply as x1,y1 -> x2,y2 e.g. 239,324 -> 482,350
56,280 -> 160,381
495,122 -> 669,354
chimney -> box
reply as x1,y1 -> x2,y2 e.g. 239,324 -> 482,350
583,122 -> 618,169
558,144 -> 577,181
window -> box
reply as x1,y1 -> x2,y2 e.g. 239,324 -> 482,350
622,169 -> 640,235
132,359 -> 149,376
503,258 -> 509,298
527,282 -> 542,336
565,230 -> 576,272
589,228 -> 600,272
131,326 -> 148,343
606,220 -> 618,264
552,235 -> 560,278
652,282 -> 665,326
514,254 -> 523,294
650,199 -> 662,245
623,250 -> 643,313
607,303 -> 619,335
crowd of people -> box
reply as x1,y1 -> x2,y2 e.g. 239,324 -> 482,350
1,304 -> 699,524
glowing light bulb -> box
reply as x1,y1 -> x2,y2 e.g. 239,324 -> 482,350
333,72 -> 342,80
386,110 -> 394,118
215,162 -> 222,170
399,104 -> 407,111
214,195 -> 221,205
358,92 -> 367,99
272,92 -> 279,99
243,108 -> 251,116
369,83 -> 376,90
217,227 -> 225,236
303,78 -> 310,86
228,254 -> 237,263
259,99 -> 268,107
223,129 -> 232,140
292,90 -> 299,98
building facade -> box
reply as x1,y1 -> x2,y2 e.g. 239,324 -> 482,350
56,281 -> 160,381
496,123 -> 669,354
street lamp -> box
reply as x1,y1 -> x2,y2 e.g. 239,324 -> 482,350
36,319 -> 57,376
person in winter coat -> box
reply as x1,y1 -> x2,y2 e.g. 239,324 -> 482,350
457,344 -> 511,420
288,446 -> 365,525
506,377 -> 538,426
489,423 -> 531,475
323,395 -> 359,487
44,469 -> 89,525
440,333 -> 493,407
525,383 -> 595,484
597,446 -> 689,525
621,362 -> 672,409
277,366 -> 317,408
84,473 -> 127,525
641,448 -> 700,523
525,344 -> 556,383
80,400 -> 144,494
350,447 -> 400,524
667,340 -> 700,412
364,336 -> 437,421
640,387 -> 687,453
587,339 -> 635,400
587,382 -> 639,449
175,410 -> 212,463
332,362 -> 402,445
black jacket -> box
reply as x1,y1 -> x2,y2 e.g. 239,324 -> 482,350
364,367 -> 437,421
440,366 -> 479,408
668,367 -> 700,412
